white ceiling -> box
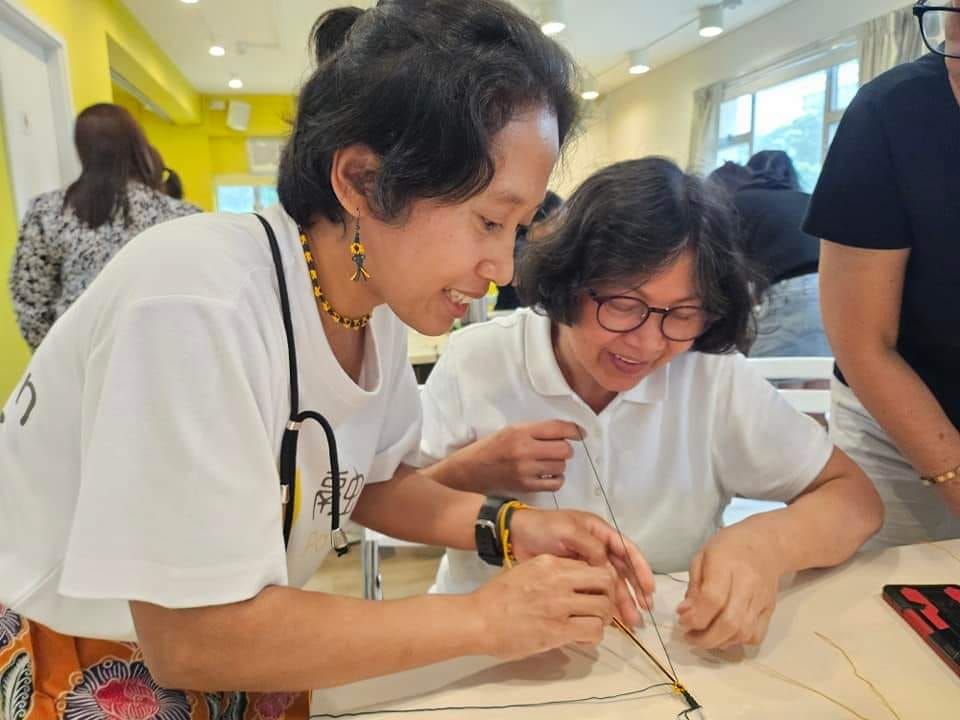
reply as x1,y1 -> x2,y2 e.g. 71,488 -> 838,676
121,0 -> 795,97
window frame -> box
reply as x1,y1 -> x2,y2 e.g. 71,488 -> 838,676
715,41 -> 858,177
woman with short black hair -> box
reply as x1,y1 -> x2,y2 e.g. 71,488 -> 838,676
417,157 -> 882,651
0,2 -> 648,715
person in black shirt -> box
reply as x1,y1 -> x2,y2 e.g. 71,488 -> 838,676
707,160 -> 752,198
736,151 -> 829,357
805,3 -> 960,547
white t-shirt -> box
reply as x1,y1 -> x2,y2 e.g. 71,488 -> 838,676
0,204 -> 421,640
417,308 -> 833,594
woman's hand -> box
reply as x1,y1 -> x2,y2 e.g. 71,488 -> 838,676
508,508 -> 655,626
677,525 -> 783,649
445,420 -> 580,494
469,555 -> 620,660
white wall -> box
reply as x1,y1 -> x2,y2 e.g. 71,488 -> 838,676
588,0 -> 910,175
551,102 -> 610,199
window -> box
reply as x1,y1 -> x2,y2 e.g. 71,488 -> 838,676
215,184 -> 279,213
716,58 -> 859,191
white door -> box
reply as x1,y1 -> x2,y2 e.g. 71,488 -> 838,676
0,17 -> 71,222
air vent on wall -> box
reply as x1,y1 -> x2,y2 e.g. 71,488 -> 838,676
226,100 -> 251,131
246,137 -> 284,175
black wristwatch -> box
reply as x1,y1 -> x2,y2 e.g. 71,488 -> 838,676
475,495 -> 513,566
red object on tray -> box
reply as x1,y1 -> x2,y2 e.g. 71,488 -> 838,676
883,584 -> 960,678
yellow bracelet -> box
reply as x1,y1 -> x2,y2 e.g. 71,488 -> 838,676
921,463 -> 960,487
497,500 -> 529,568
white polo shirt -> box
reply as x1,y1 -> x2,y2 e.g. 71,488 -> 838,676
0,204 -> 421,641
418,308 -> 833,593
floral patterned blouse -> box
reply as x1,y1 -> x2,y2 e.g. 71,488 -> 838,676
9,182 -> 200,349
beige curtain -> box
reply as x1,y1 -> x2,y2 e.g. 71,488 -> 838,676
687,81 -> 724,175
859,5 -> 925,84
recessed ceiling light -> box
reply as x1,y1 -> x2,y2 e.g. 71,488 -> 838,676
228,77 -> 243,90
581,90 -> 599,101
698,6 -> 724,38
628,48 -> 651,75
209,45 -> 225,57
180,0 -> 199,4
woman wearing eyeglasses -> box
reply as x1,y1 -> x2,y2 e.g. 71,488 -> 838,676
805,0 -> 960,549
416,157 -> 883,651
0,3 -> 652,717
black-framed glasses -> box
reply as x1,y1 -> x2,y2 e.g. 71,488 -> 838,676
914,1 -> 960,59
587,289 -> 719,342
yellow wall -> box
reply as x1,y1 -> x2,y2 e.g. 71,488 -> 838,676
22,0 -> 199,123
0,0 -> 294,396
115,88 -> 294,210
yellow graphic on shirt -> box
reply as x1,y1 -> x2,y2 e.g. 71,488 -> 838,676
292,468 -> 303,528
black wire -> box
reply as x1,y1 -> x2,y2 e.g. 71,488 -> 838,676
309,682 -> 675,718
575,427 -> 680,684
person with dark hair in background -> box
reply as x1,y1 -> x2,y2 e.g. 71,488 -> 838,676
0,3 -> 650,715
494,189 -> 563,311
707,160 -> 752,199
736,150 -> 829,357
415,157 -> 881,650
162,167 -> 185,200
9,104 -> 199,350
806,1 -> 960,548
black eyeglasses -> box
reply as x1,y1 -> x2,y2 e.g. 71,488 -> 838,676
587,289 -> 719,342
914,1 -> 960,59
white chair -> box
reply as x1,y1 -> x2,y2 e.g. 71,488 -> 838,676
724,356 -> 835,527
360,527 -> 430,600
746,356 -> 834,415
361,384 -> 432,600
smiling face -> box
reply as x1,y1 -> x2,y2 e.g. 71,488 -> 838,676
554,250 -> 704,411
358,107 -> 559,336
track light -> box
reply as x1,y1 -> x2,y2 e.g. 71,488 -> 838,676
628,48 -> 651,75
698,5 -> 724,38
540,0 -> 566,36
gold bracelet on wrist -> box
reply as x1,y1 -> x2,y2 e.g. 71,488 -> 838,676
921,463 -> 960,487
497,500 -> 529,568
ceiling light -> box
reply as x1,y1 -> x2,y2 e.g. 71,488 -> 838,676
228,77 -> 243,90
540,0 -> 565,36
698,5 -> 724,38
581,89 -> 599,101
179,0 -> 199,4
209,45 -> 225,57
542,21 -> 566,35
628,48 -> 651,75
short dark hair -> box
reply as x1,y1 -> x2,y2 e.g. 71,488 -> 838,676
747,150 -> 800,191
707,161 -> 752,197
278,1 -> 580,229
517,157 -> 758,354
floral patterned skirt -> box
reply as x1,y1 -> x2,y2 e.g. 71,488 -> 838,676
0,606 -> 308,720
